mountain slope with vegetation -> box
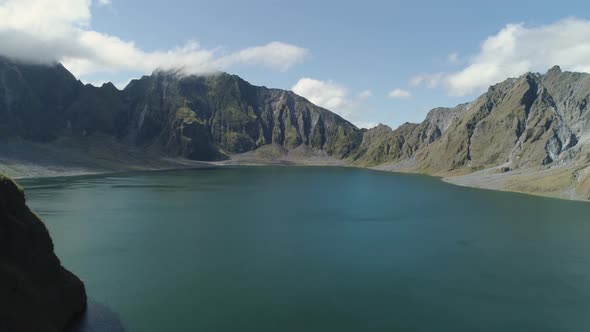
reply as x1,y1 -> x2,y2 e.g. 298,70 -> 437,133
358,66 -> 590,200
0,56 -> 362,163
2,55 -> 590,200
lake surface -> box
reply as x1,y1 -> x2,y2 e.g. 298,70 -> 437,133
20,167 -> 590,331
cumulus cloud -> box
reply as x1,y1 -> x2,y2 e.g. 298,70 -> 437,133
412,18 -> 590,97
291,78 -> 370,125
214,42 -> 308,73
388,88 -> 412,99
292,78 -> 348,110
0,0 -> 308,79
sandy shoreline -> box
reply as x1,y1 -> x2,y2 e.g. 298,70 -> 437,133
9,159 -> 588,203
2,139 -> 588,202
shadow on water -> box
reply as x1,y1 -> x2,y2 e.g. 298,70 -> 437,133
67,300 -> 126,332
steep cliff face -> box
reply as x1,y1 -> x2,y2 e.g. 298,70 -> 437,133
352,103 -> 469,167
0,57 -> 362,162
414,68 -> 584,172
354,67 -> 590,174
3,55 -> 590,199
0,174 -> 87,331
0,57 -> 81,141
121,72 -> 363,160
351,123 -> 419,166
349,66 -> 590,199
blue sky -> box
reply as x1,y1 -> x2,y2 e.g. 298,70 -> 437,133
2,0 -> 590,128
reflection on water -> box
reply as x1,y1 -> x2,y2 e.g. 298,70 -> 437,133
67,301 -> 126,332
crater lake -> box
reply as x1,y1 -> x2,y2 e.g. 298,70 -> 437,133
20,167 -> 590,332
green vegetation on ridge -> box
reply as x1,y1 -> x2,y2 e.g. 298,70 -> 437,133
3,56 -> 590,200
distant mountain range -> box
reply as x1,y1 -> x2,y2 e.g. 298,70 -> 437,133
0,56 -> 361,159
1,56 -> 589,200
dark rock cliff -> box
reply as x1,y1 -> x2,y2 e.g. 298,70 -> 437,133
0,174 -> 87,332
0,57 -> 363,161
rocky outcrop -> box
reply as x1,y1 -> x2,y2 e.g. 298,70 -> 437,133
0,174 -> 87,331
3,54 -> 590,199
0,57 -> 80,141
409,68 -> 586,172
122,72 -> 363,160
353,67 -> 590,172
350,66 -> 590,200
0,57 -> 363,162
351,103 -> 469,167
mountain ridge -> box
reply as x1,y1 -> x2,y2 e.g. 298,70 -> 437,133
0,56 -> 363,161
362,66 -> 590,200
1,55 -> 590,200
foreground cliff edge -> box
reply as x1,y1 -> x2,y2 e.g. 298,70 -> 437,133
0,174 -> 87,331
1,55 -> 590,201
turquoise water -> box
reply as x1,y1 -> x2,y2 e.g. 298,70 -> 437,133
20,167 -> 590,331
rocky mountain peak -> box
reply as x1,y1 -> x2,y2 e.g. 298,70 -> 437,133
546,65 -> 563,75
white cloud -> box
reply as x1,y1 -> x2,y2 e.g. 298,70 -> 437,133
388,89 -> 412,99
0,0 -> 308,79
409,73 -> 445,88
358,90 -> 373,100
96,0 -> 111,6
214,42 -> 308,73
292,78 -> 348,110
412,18 -> 590,97
448,52 -> 459,63
0,0 -> 91,35
291,78 -> 371,126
